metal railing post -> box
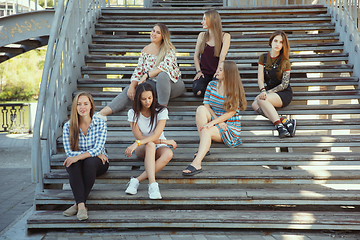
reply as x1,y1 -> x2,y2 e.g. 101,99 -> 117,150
31,0 -> 106,193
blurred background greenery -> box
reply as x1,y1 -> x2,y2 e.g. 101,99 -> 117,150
0,47 -> 46,102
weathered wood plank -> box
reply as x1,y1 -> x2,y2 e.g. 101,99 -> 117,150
34,188 -> 360,206
27,210 -> 360,230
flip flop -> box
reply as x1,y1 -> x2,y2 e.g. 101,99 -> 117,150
182,165 -> 203,176
194,150 -> 210,159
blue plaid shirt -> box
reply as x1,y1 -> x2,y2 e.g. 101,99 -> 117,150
63,117 -> 108,158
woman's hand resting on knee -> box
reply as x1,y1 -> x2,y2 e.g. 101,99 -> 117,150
218,122 -> 228,131
163,139 -> 177,149
97,154 -> 109,164
258,91 -> 267,100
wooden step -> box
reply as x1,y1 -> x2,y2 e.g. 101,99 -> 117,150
100,6 -> 328,16
78,76 -> 358,88
56,135 -> 360,150
91,33 -> 340,45
94,23 -> 335,33
34,187 -> 360,207
50,151 -> 360,166
44,166 -> 360,185
88,42 -> 344,54
97,14 -> 332,25
27,210 -> 360,230
84,53 -> 349,64
153,1 -> 223,7
83,90 -> 360,103
81,64 -> 353,75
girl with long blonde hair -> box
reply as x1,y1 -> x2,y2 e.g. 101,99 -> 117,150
183,61 -> 246,176
62,92 -> 109,220
193,9 -> 231,97
95,23 -> 185,121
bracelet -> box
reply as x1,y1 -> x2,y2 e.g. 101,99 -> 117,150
146,72 -> 150,79
260,87 -> 266,92
136,140 -> 141,146
196,70 -> 202,74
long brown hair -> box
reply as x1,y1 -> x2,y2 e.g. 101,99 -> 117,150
132,83 -> 166,133
200,10 -> 223,57
269,30 -> 290,69
69,92 -> 95,151
154,23 -> 176,67
222,61 -> 247,112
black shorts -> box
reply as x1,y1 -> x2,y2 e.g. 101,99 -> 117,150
275,87 -> 293,108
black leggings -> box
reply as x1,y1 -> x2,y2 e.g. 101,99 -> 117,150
65,157 -> 109,204
192,75 -> 214,97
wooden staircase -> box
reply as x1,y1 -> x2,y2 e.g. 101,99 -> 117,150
27,1 -> 360,230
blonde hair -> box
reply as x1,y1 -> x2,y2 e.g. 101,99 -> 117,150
154,23 -> 176,67
69,92 -> 95,151
222,61 -> 247,112
269,30 -> 290,69
200,10 -> 223,57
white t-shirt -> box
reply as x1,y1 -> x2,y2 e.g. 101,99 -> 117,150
127,108 -> 169,140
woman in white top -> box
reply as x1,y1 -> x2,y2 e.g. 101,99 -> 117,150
95,23 -> 185,121
124,83 -> 177,199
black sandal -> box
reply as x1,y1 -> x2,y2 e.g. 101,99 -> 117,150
194,150 -> 210,159
182,165 -> 203,176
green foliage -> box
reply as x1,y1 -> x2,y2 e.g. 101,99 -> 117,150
38,0 -> 54,8
0,48 -> 47,101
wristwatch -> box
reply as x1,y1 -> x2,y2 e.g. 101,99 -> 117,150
136,140 -> 141,146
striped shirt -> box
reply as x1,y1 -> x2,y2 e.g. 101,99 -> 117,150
203,80 -> 242,148
63,117 -> 108,158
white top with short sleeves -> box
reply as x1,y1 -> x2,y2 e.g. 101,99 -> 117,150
127,108 -> 169,140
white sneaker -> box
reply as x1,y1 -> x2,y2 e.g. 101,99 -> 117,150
125,177 -> 139,195
94,112 -> 107,122
148,182 -> 162,199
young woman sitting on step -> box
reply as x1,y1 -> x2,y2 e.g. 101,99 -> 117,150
62,92 -> 109,221
124,83 -> 177,199
192,9 -> 231,98
183,61 -> 247,176
95,23 -> 185,121
251,30 -> 297,138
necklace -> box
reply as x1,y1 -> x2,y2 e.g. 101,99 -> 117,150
268,54 -> 280,69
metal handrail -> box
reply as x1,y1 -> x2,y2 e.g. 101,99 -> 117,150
31,0 -> 104,192
30,0 -> 149,195
323,0 -> 360,84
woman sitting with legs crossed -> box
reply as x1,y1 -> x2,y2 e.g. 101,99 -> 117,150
183,60 -> 247,176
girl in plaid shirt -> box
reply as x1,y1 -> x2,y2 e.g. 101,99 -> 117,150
62,92 -> 109,220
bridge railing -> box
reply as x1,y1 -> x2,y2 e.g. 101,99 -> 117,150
105,0 -> 152,7
0,103 -> 36,133
30,0 -> 152,194
1,0 -> 52,17
324,0 -> 360,85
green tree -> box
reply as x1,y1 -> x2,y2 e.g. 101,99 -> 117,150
38,0 -> 54,8
0,48 -> 46,101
